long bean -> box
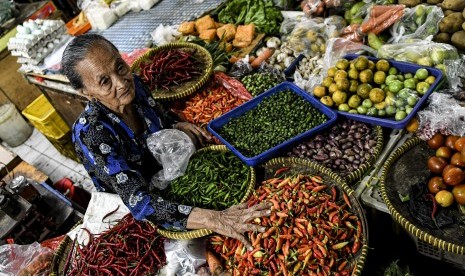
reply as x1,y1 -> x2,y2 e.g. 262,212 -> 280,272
166,150 -> 250,210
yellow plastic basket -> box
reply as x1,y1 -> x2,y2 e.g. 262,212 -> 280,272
22,95 -> 70,138
46,131 -> 80,163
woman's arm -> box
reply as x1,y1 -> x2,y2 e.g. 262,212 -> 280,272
186,203 -> 271,250
76,125 -> 193,230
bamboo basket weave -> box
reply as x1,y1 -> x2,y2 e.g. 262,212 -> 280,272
380,137 -> 465,255
131,42 -> 213,101
157,145 -> 256,240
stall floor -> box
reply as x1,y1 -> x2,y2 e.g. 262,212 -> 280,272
3,128 -> 95,193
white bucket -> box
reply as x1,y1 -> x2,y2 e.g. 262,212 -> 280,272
0,104 -> 33,147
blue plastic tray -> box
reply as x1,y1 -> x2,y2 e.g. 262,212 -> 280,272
283,54 -> 305,78
335,54 -> 444,129
207,82 -> 338,166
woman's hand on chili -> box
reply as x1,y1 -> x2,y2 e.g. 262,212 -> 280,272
186,202 -> 272,251
174,122 -> 212,147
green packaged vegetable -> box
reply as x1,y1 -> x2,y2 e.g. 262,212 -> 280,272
218,0 -> 283,34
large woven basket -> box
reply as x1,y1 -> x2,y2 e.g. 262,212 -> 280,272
262,157 -> 369,276
131,42 -> 213,101
157,145 -> 256,240
380,137 -> 465,255
49,220 -> 82,276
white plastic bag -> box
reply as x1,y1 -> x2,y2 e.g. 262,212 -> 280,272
147,129 -> 195,189
159,239 -> 206,276
151,24 -> 181,46
0,242 -> 53,276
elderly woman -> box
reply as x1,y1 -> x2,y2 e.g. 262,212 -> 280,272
61,34 -> 269,249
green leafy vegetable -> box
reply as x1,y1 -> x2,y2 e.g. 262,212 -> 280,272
218,0 -> 283,34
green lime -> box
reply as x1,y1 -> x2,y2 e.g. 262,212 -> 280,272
407,95 -> 419,106
378,109 -> 386,117
386,105 -> 397,116
404,73 -> 413,79
406,106 -> 413,115
404,78 -> 416,89
362,99 -> 373,108
415,68 -> 429,80
338,103 -> 350,112
385,75 -> 398,86
399,88 -> 412,99
388,67 -> 398,75
348,109 -> 358,114
389,80 -> 403,93
395,110 -> 407,121
416,81 -> 430,95
367,107 -> 378,116
357,106 -> 368,114
395,98 -> 406,108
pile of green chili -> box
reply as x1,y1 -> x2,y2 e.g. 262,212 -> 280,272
166,150 -> 250,210
217,89 -> 328,157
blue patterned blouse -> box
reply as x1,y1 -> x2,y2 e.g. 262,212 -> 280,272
72,76 -> 193,231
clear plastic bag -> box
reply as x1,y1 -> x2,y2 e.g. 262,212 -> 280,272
377,41 -> 462,88
228,57 -> 253,79
0,242 -> 53,276
159,239 -> 206,276
0,0 -> 13,25
360,5 -> 405,35
389,5 -> 444,44
417,92 -> 465,140
110,0 -> 131,17
147,129 -> 196,190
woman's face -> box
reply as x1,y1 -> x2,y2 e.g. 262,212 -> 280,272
75,42 -> 135,112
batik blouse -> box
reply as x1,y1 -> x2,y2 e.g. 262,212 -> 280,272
72,76 -> 193,231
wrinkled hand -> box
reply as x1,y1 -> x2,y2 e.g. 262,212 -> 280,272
186,203 -> 272,251
174,122 -> 212,148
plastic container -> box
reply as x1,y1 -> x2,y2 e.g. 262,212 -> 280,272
46,131 -> 79,162
65,15 -> 91,36
22,94 -> 70,139
208,82 -> 338,166
0,103 -> 33,147
283,54 -> 305,78
337,54 -> 444,129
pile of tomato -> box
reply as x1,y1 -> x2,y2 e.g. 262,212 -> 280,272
426,134 -> 465,207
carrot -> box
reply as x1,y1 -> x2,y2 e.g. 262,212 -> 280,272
251,48 -> 274,69
229,55 -> 240,63
206,250 -> 224,276
370,4 -> 405,18
371,9 -> 405,35
360,5 -> 404,34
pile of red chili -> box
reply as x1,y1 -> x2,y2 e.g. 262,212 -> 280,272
181,86 -> 246,127
209,171 -> 364,276
64,213 -> 165,276
140,49 -> 201,91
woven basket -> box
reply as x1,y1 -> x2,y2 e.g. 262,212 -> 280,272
380,137 -> 465,255
157,145 -> 256,240
131,42 -> 213,101
262,157 -> 369,276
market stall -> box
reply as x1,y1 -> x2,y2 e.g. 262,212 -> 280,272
2,0 -> 465,275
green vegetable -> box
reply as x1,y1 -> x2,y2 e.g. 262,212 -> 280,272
218,0 -> 283,34
242,72 -> 284,97
188,37 -> 233,69
218,90 -> 327,157
167,150 -> 250,210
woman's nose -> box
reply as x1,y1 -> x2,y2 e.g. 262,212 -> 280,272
115,76 -> 128,90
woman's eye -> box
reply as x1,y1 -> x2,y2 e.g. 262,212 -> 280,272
118,63 -> 127,73
101,77 -> 110,87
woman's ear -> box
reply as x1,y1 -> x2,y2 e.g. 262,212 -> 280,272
79,88 -> 92,101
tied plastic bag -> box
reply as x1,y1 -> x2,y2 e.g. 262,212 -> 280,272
417,92 -> 465,140
159,239 -> 206,276
147,129 -> 195,189
0,242 -> 53,276
377,41 -> 462,89
389,5 -> 444,44
301,0 -> 357,16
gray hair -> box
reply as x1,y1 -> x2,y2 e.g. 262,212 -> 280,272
61,34 -> 118,90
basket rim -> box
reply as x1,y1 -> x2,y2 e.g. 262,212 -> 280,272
49,219 -> 82,276
130,42 -> 213,102
261,157 -> 369,276
345,125 -> 384,183
158,145 -> 256,240
380,137 -> 465,255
